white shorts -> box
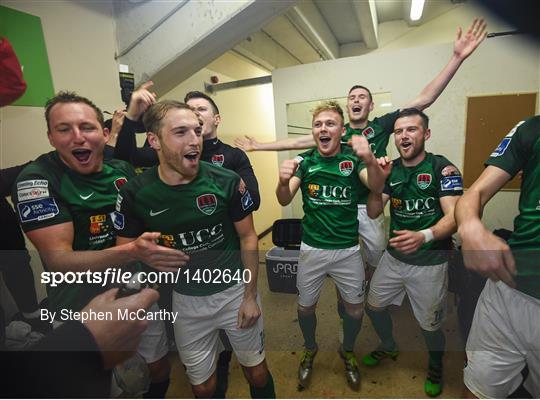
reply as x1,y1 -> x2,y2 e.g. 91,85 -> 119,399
367,251 -> 447,331
357,204 -> 386,266
297,242 -> 365,307
138,303 -> 169,363
464,280 -> 540,398
172,283 -> 266,386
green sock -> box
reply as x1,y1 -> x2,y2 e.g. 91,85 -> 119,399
421,329 -> 445,368
337,299 -> 346,320
365,307 -> 396,351
298,310 -> 317,350
342,311 -> 362,352
249,371 -> 275,398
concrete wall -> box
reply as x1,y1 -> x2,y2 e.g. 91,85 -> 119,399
162,69 -> 280,234
272,34 -> 539,232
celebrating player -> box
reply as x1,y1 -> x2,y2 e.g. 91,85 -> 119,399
276,100 -> 387,391
365,108 -> 463,397
456,116 -> 540,398
115,100 -> 275,398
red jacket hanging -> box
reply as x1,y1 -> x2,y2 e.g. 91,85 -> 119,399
0,37 -> 27,106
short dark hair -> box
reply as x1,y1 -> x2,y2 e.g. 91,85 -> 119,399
45,91 -> 104,130
143,100 -> 198,137
184,91 -> 220,115
397,108 -> 429,129
348,85 -> 373,102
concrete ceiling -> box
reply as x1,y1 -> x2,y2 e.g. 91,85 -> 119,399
224,0 -> 460,77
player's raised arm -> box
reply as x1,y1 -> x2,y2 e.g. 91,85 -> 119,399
235,134 -> 315,152
276,159 -> 302,206
402,18 -> 487,112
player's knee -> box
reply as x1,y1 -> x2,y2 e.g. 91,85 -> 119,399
366,302 -> 385,313
343,302 -> 364,320
243,361 -> 269,387
148,356 -> 170,383
297,303 -> 317,316
192,374 -> 217,398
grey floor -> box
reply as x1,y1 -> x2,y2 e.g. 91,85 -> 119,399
167,234 -> 466,398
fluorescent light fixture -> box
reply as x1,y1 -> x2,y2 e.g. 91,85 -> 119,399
410,0 -> 425,21
380,102 -> 393,108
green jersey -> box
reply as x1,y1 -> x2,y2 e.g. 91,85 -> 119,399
13,151 -> 135,312
384,152 -> 463,266
485,116 -> 540,299
116,162 -> 255,296
294,145 -> 365,249
342,110 -> 400,203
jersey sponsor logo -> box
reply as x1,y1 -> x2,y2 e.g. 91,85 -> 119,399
308,183 -> 320,197
160,234 -> 177,248
440,176 -> 463,191
404,197 -> 435,212
490,137 -> 511,157
391,197 -> 402,209
17,179 -> 48,190
17,198 -> 59,223
79,192 -> 95,200
197,194 -> 217,216
149,208 -> 169,217
211,154 -> 224,167
362,126 -> 375,139
114,177 -> 128,191
441,165 -> 460,177
308,166 -> 323,173
111,211 -> 124,230
389,181 -> 403,187
339,160 -> 353,176
241,190 -> 254,211
417,173 -> 432,189
17,187 -> 49,201
177,223 -> 223,247
89,214 -> 107,235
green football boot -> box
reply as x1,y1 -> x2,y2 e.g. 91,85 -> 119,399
297,347 -> 317,391
424,363 -> 443,397
362,348 -> 399,366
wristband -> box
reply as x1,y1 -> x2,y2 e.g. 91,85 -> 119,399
420,229 -> 434,243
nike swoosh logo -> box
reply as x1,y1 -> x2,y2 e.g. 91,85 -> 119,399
389,181 -> 402,187
308,166 -> 322,173
79,192 -> 94,200
149,209 -> 169,217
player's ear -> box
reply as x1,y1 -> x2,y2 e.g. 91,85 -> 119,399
424,128 -> 431,141
102,127 -> 110,143
147,131 -> 161,150
341,125 -> 346,137
214,113 -> 221,127
369,101 -> 374,112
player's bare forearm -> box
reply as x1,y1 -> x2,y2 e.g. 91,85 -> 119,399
367,192 -> 386,219
258,136 -> 315,151
455,189 -> 484,239
403,19 -> 486,112
363,156 -> 386,194
428,212 -> 457,242
276,182 -> 294,206
239,233 -> 259,300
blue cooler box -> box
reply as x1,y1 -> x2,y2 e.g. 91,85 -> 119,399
265,246 -> 299,294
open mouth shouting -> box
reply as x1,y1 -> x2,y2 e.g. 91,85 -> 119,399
184,150 -> 200,165
72,148 -> 92,164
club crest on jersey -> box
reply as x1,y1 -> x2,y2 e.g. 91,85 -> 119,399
114,177 -> 128,191
89,214 -> 108,235
211,154 -> 224,167
362,127 -> 375,139
339,160 -> 353,176
197,194 -> 217,215
417,173 -> 432,189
